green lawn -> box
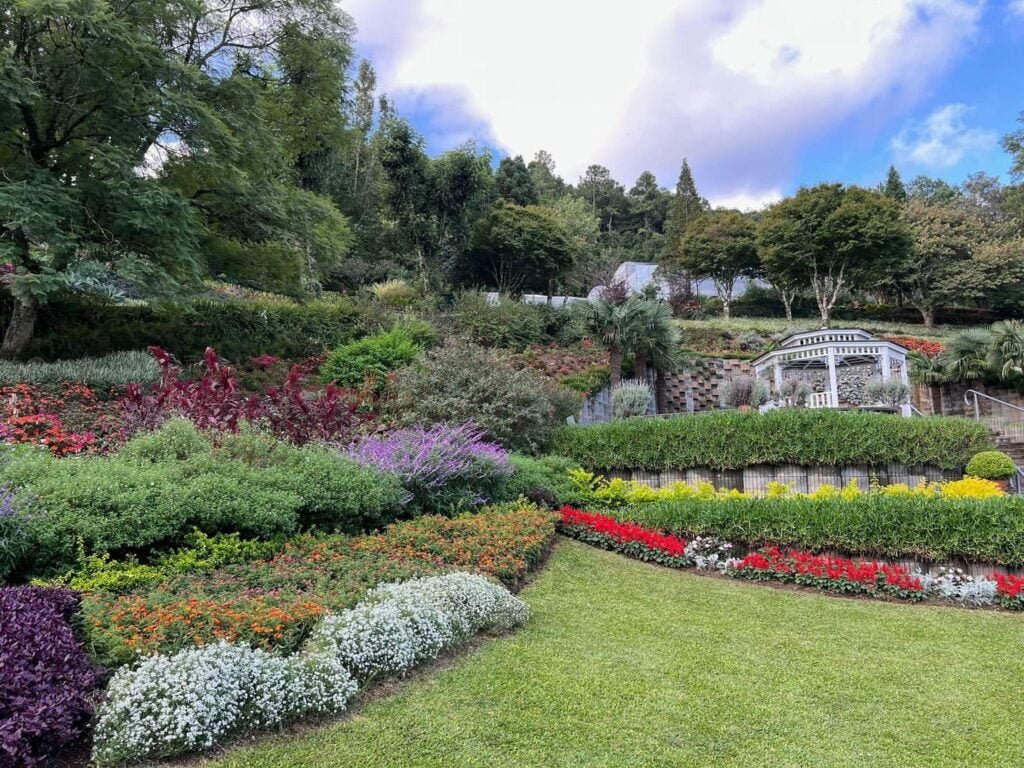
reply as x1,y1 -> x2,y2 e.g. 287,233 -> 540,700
196,540 -> 1024,768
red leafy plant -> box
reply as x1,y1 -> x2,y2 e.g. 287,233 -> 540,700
119,347 -> 371,444
0,383 -> 120,455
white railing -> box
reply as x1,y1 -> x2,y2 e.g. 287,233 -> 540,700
808,392 -> 833,409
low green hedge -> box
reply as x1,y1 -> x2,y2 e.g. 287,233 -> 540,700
550,410 -> 992,471
6,294 -> 360,363
1,421 -> 405,580
615,495 -> 1024,565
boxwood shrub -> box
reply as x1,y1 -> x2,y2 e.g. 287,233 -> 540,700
616,495 -> 1024,565
550,410 -> 992,471
1,422 -> 405,579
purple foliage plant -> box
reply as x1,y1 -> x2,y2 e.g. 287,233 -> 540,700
0,587 -> 104,767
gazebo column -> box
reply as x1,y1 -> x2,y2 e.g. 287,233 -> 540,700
826,347 -> 839,408
880,346 -> 892,382
773,362 -> 784,396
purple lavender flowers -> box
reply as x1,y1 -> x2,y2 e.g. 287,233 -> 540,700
347,423 -> 512,514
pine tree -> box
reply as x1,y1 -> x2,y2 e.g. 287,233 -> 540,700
883,165 -> 908,203
661,159 -> 707,263
495,156 -> 538,205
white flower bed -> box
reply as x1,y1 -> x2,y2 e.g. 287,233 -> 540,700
92,643 -> 357,764
307,572 -> 529,680
92,572 -> 528,764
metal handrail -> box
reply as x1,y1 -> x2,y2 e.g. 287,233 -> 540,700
908,403 -> 925,417
963,389 -> 1024,420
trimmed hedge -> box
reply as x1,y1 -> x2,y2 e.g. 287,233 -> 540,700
550,410 -> 992,471
615,495 -> 1024,565
5,294 -> 360,363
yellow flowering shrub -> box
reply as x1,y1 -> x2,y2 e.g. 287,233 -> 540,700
568,469 -> 1006,505
942,477 -> 1005,499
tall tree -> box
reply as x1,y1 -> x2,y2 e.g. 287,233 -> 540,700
883,165 -> 907,202
350,60 -> 378,196
662,158 -> 708,264
495,156 -> 538,206
0,0 -> 359,353
757,184 -> 912,327
430,143 -> 496,278
674,210 -> 759,318
457,201 -> 573,294
527,151 -> 567,203
907,176 -> 960,205
899,200 -> 981,326
577,165 -> 627,233
375,117 -> 435,290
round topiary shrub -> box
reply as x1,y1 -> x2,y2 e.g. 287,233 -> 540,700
965,450 -> 1017,481
612,380 -> 653,419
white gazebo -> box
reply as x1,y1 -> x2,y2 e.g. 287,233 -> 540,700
751,329 -> 910,412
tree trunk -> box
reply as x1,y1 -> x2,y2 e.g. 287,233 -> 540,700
817,296 -> 830,328
633,351 -> 648,380
609,346 -> 623,387
1,299 -> 38,359
920,307 -> 935,328
415,243 -> 428,293
722,297 -> 731,319
782,293 -> 793,321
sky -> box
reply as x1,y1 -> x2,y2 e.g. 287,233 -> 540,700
345,0 -> 1024,210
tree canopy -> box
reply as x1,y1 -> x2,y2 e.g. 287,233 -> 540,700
757,184 -> 912,326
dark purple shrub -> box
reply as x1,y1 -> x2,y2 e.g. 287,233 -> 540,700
0,587 -> 103,767
346,423 -> 512,514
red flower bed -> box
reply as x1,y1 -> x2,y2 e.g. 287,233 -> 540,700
993,573 -> 1024,609
886,336 -> 944,358
730,546 -> 924,600
559,506 -> 689,566
0,384 -> 121,455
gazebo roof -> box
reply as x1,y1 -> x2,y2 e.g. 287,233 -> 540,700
751,329 -> 908,371
775,329 -> 873,348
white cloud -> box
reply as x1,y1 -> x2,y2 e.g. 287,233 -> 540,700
1010,0 -> 1024,17
711,188 -> 784,212
890,103 -> 997,168
346,0 -> 982,199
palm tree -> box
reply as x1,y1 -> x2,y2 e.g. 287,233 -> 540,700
943,328 -> 992,382
585,299 -> 635,387
622,299 -> 686,412
988,320 -> 1024,380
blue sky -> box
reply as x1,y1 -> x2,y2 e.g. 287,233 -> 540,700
347,0 -> 1024,209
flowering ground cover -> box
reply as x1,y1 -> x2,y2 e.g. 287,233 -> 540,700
189,541 -> 1024,768
81,507 -> 555,666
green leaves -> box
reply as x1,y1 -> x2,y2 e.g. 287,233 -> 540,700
551,410 -> 993,472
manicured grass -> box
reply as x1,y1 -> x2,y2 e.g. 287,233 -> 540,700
195,540 -> 1024,768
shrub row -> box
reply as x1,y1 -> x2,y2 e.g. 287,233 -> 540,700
8,294 -> 360,363
613,494 -> 1024,565
79,506 -> 555,666
0,587 -> 103,768
550,410 -> 992,471
1,421 -> 405,580
92,572 -> 528,764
